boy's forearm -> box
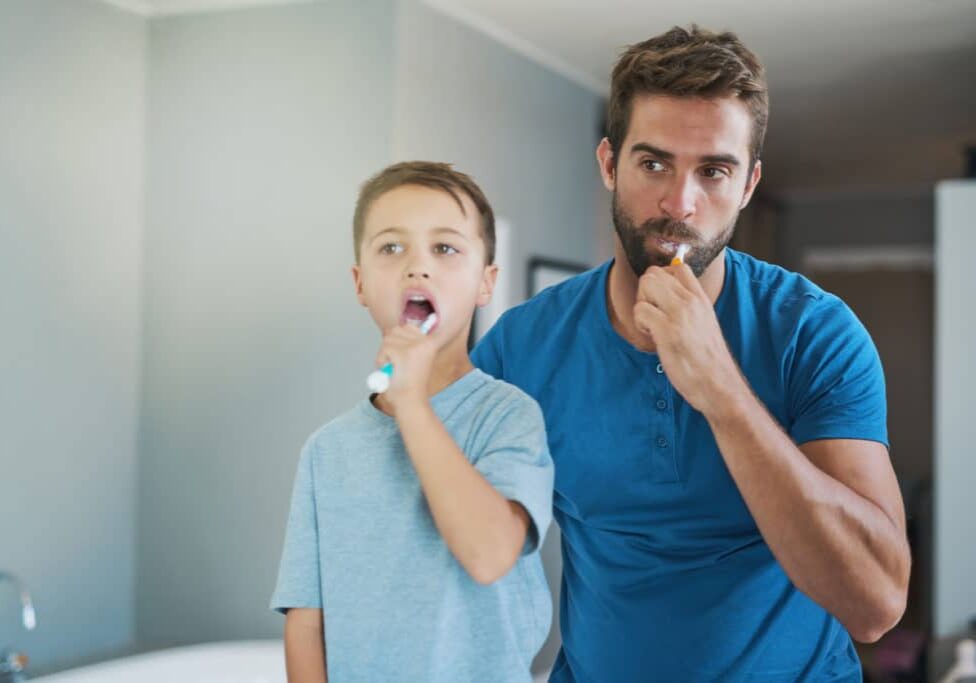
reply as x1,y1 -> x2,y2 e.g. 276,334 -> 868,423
284,610 -> 328,683
395,398 -> 529,584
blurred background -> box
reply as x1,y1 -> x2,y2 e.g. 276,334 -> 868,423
1,0 -> 974,680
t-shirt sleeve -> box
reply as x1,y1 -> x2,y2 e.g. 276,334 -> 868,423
786,295 -> 889,448
270,436 -> 323,614
472,394 -> 554,556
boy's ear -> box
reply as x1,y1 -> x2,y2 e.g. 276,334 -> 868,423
351,264 -> 367,307
476,263 -> 500,307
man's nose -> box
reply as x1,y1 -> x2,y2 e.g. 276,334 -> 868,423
659,175 -> 697,222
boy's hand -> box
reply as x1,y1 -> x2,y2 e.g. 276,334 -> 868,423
375,324 -> 437,408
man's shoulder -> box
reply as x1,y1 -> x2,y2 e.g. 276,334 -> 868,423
729,248 -> 823,302
727,248 -> 849,323
493,260 -> 606,334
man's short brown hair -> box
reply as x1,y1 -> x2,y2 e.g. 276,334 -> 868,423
607,25 -> 768,169
353,161 -> 495,264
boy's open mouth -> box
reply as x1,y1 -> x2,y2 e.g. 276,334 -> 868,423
400,289 -> 438,329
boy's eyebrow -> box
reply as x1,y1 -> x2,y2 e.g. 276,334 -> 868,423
630,142 -> 741,167
369,226 -> 472,243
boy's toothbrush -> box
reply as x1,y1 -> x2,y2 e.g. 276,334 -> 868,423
670,243 -> 691,266
367,313 -> 438,394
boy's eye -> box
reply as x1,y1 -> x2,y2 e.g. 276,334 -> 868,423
434,244 -> 459,255
379,243 -> 403,255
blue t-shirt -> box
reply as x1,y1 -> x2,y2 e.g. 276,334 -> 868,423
270,369 -> 554,683
471,249 -> 887,682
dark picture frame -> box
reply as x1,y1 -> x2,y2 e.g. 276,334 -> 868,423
526,256 -> 590,299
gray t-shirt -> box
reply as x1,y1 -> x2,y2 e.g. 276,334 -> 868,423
270,368 -> 554,683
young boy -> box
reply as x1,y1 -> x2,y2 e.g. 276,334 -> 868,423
270,161 -> 554,682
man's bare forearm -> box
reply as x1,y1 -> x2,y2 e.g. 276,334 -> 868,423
704,383 -> 910,642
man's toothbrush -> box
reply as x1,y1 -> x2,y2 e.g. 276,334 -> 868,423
670,243 -> 691,266
366,313 -> 438,394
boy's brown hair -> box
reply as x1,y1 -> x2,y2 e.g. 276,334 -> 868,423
607,25 -> 768,169
353,161 -> 496,264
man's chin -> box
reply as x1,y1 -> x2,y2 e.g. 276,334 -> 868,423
623,253 -> 670,277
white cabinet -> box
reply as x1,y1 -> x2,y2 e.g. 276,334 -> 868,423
934,179 -> 976,637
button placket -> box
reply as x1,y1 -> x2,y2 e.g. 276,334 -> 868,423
644,357 -> 681,482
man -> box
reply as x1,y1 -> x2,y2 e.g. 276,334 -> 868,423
472,25 -> 910,682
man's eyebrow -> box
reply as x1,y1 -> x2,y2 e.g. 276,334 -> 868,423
630,142 -> 674,160
630,142 -> 741,167
700,153 -> 741,167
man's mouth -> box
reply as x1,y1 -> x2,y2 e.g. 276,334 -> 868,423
400,289 -> 438,329
649,235 -> 687,254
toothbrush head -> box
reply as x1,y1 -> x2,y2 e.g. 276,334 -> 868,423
671,243 -> 691,266
419,313 -> 438,335
367,369 -> 391,394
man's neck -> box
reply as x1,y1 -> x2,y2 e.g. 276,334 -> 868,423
607,244 -> 727,353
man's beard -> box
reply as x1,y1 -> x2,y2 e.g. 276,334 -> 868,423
611,191 -> 737,278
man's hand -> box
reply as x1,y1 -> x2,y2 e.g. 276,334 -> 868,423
375,323 -> 438,410
633,263 -> 744,414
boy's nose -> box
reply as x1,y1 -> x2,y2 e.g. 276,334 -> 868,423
406,269 -> 430,279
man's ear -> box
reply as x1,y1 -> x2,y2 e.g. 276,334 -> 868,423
351,264 -> 367,307
740,159 -> 763,210
596,137 -> 616,192
476,264 -> 500,307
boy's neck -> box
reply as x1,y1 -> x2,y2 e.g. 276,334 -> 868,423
372,348 -> 475,417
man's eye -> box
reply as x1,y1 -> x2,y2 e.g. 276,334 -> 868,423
380,243 -> 403,255
434,244 -> 459,255
642,159 -> 665,172
702,167 -> 729,179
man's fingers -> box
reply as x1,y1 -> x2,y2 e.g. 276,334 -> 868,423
639,267 -> 692,313
634,300 -> 668,337
668,262 -> 706,298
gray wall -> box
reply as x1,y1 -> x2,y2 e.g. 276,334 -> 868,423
1,0 -> 606,672
137,0 -> 604,658
933,180 -> 976,637
392,2 -> 603,672
393,0 -> 604,280
137,0 -> 396,646
0,0 -> 145,673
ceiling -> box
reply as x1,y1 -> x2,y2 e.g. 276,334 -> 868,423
425,0 -> 976,195
103,0 -> 976,194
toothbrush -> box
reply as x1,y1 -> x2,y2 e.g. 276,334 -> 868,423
670,243 -> 691,266
366,313 -> 438,394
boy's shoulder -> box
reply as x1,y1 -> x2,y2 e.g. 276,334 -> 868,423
303,400 -> 378,456
302,371 -> 544,455
467,369 -> 544,420
441,369 -> 545,432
